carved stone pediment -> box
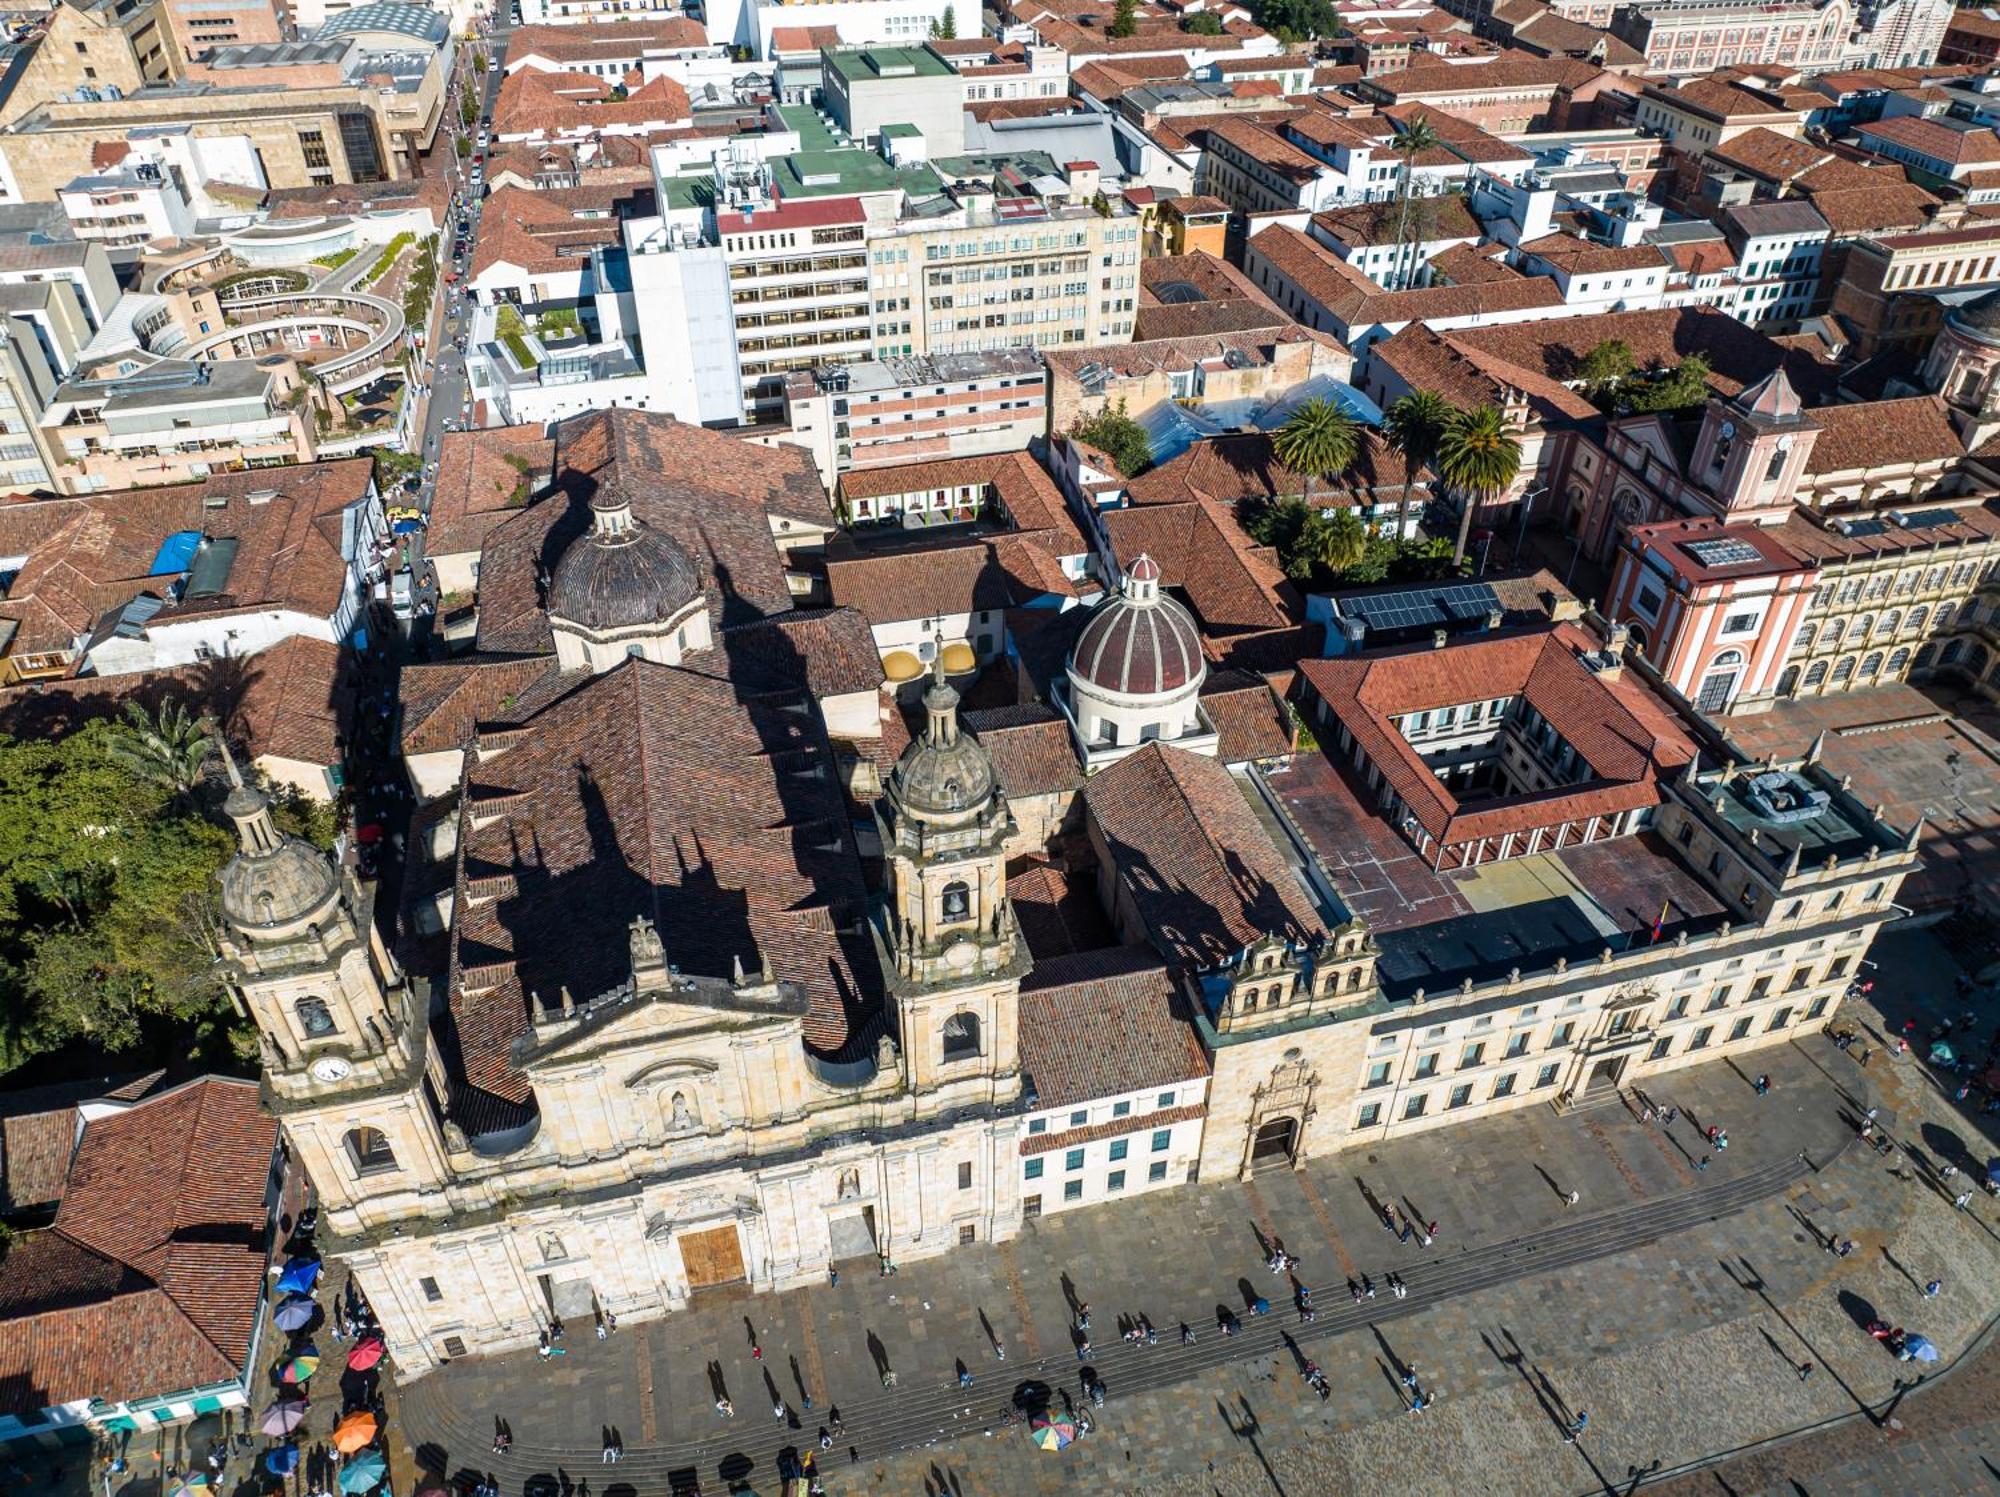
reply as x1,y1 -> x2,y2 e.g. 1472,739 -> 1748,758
644,1191 -> 762,1241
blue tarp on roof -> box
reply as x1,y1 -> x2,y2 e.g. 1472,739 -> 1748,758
148,530 -> 202,576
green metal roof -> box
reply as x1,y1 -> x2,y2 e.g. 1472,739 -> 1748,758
822,45 -> 954,84
767,148 -> 941,201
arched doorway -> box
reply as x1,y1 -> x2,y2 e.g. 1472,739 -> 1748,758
1777,665 -> 1800,698
1250,1117 -> 1298,1167
1695,649 -> 1744,713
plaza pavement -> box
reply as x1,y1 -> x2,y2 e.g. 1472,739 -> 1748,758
385,957 -> 2000,1497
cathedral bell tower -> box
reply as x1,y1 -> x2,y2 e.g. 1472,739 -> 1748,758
215,741 -> 450,1220
873,658 -> 1028,1100
1687,369 -> 1821,524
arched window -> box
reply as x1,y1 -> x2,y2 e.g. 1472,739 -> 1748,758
1804,660 -> 1828,688
1882,610 -> 1900,635
940,881 -> 970,922
1909,605 -> 1929,633
1778,665 -> 1800,697
942,1011 -> 981,1061
1887,647 -> 1911,675
345,1127 -> 397,1175
1695,650 -> 1744,713
1831,657 -> 1856,686
1916,643 -> 1937,669
1242,988 -> 1259,1011
1862,651 -> 1884,677
1794,622 -> 1817,652
1268,984 -> 1285,1006
296,996 -> 335,1037
1943,639 -> 1966,666
1823,619 -> 1845,647
1970,644 -> 1992,678
1854,614 -> 1874,639
1935,603 -> 1956,631
1347,967 -> 1363,991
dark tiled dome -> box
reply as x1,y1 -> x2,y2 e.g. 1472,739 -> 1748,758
1949,286 -> 2000,345
1070,553 -> 1203,697
548,496 -> 701,633
892,674 -> 995,816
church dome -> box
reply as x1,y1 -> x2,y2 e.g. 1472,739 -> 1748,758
547,492 -> 701,633
1069,553 -> 1204,698
216,750 -> 339,933
891,668 -> 996,816
1948,287 -> 2000,347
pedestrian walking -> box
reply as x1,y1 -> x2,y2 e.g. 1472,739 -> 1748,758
994,1340 -> 1007,1360
715,1398 -> 734,1418
1955,1191 -> 1975,1210
1924,1279 -> 1942,1298
1665,1107 -> 1679,1127
1401,1366 -> 1419,1390
829,1408 -> 845,1437
1075,1303 -> 1091,1333
1426,1220 -> 1439,1243
1797,1361 -> 1813,1381
1391,1273 -> 1407,1299
1564,1411 -> 1589,1444
1941,1163 -> 1959,1180
1753,1074 -> 1770,1096
818,1429 -> 833,1452
773,1399 -> 787,1422
827,1267 -> 839,1288
1399,1219 -> 1413,1243
1696,1155 -> 1710,1172
1565,1189 -> 1579,1207
1076,1338 -> 1091,1361
958,1368 -> 974,1389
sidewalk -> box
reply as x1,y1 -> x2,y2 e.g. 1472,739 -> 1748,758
395,1033 -> 1869,1486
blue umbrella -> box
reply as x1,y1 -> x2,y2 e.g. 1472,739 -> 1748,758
1986,1157 -> 2000,1188
275,1258 -> 321,1296
1901,1333 -> 1940,1363
264,1445 -> 300,1476
1929,1041 -> 1957,1066
273,1294 -> 316,1332
338,1450 -> 388,1493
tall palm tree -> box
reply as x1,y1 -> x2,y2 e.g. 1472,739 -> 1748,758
1382,388 -> 1452,542
1387,114 -> 1441,292
1299,508 -> 1369,581
1437,404 -> 1523,568
104,698 -> 215,801
1272,397 -> 1359,513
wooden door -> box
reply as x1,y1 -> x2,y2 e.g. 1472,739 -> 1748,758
678,1224 -> 746,1289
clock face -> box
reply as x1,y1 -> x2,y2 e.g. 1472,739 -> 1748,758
310,1056 -> 353,1084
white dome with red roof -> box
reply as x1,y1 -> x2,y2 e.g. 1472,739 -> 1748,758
1069,554 -> 1204,699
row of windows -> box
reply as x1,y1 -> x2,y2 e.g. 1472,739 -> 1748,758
1023,1159 -> 1171,1210
1022,1129 -> 1175,1178
1794,604 -> 1952,654
1026,1093 -> 1178,1135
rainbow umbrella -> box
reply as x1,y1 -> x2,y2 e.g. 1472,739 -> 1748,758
259,1398 -> 308,1435
265,1445 -> 300,1476
332,1409 -> 378,1453
1029,1411 -> 1076,1451
280,1346 -> 321,1384
346,1334 -> 386,1372
168,1479 -> 212,1497
338,1449 -> 388,1493
273,1294 -> 317,1332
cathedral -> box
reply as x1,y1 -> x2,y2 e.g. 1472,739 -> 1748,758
227,409 -> 1915,1377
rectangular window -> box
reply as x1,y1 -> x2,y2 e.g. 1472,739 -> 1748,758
1108,1139 -> 1128,1161
1366,1061 -> 1391,1087
1448,1084 -> 1473,1109
442,1335 -> 468,1358
1770,1006 -> 1793,1031
1806,995 -> 1830,1020
957,1162 -> 973,1190
1065,1148 -> 1085,1172
1357,1102 -> 1382,1127
1551,1022 -> 1575,1048
1069,1109 -> 1087,1127
1151,1129 -> 1171,1152
1749,976 -> 1771,1001
1707,986 -> 1732,1011
1112,1100 -> 1131,1117
1157,1091 -> 1175,1108
1027,1118 -> 1046,1135
1404,1094 -> 1428,1118
1024,1194 -> 1042,1217
959,1224 -> 977,1245
1459,1042 -> 1485,1070
1025,1158 -> 1044,1179
1786,967 -> 1813,992
1492,1073 -> 1516,1099
1064,1180 -> 1083,1202
1506,1033 -> 1529,1058
1649,1037 -> 1672,1060
1827,956 -> 1850,980
1690,1025 -> 1713,1051
1414,1053 -> 1439,1079
421,1277 -> 443,1303
1148,1160 -> 1168,1182
1106,1170 -> 1126,1193
1729,1017 -> 1754,1040
1535,1063 -> 1560,1088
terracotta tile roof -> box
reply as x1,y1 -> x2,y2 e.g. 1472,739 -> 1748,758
1516,231 -> 1667,275
1200,117 -> 1326,181
827,541 -> 1039,626
836,452 -> 1084,556
1313,195 -> 1481,248
1084,742 -> 1326,973
1200,669 -> 1294,762
1163,193 -> 1230,217
1662,238 -> 1737,277
505,16 -> 708,62
1650,77 -> 1798,120
1368,322 -> 1598,424
236,634 -> 345,770
1297,624 -> 1696,845
469,183 -> 651,282
1101,500 -> 1293,635
1772,499 -> 2000,562
712,607 -> 886,698
1704,126 -> 1830,183
1017,946 -> 1209,1109
767,25 -> 843,52
1857,114 -> 2000,167
0,1078 -> 277,1413
474,410 -> 825,654
1364,51 -> 1607,97
0,460 -> 373,659
494,66 -> 692,140
429,426 -> 556,558
1802,395 -> 1963,474
1250,224 -> 1564,333
401,654 -> 561,756
445,661 -> 879,1120
0,1109 -> 79,1212
1427,240 -> 1523,285
1797,181 -> 1940,235
964,704 -> 1083,798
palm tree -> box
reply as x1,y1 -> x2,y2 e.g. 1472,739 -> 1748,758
1298,508 -> 1369,581
1386,113 -> 1441,292
1382,388 -> 1452,543
1272,397 -> 1358,513
104,698 -> 215,801
1437,404 -> 1523,569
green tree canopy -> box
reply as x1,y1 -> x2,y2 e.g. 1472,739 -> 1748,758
1109,0 -> 1139,36
1382,388 -> 1452,539
1071,399 -> 1153,477
1182,9 -> 1224,31
1576,338 -> 1635,393
1272,396 -> 1359,511
1252,0 -> 1338,39
1438,404 -> 1524,565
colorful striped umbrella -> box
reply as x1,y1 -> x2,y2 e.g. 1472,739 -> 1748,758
280,1347 -> 321,1384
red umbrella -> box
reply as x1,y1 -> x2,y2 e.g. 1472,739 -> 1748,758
354,823 -> 384,846
346,1335 -> 386,1371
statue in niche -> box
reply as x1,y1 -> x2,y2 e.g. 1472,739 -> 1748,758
538,1232 -> 566,1263
836,1168 -> 861,1200
669,1090 -> 695,1131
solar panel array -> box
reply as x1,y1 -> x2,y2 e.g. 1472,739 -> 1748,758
1683,537 -> 1763,568
1899,508 -> 1960,530
1345,581 -> 1502,634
